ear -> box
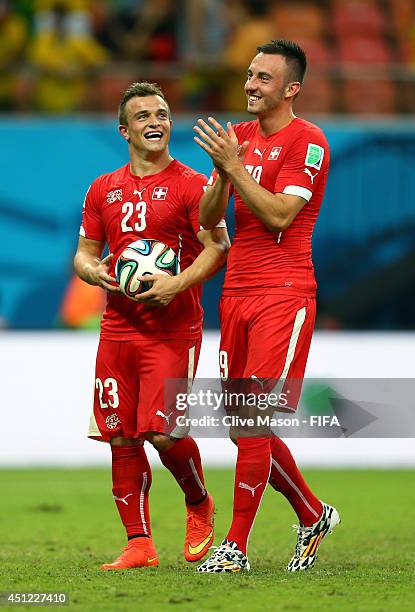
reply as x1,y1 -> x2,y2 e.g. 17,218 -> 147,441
119,124 -> 130,143
285,82 -> 301,100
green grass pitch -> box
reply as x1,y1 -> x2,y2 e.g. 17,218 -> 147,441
0,467 -> 414,611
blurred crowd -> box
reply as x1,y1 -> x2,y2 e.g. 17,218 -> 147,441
2,0 -> 415,114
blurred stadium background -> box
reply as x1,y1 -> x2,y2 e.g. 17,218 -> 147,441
1,0 -> 415,468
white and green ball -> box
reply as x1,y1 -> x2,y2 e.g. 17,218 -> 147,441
115,239 -> 178,300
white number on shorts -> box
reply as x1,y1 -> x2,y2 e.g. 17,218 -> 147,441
219,350 -> 228,381
121,201 -> 147,232
95,377 -> 120,409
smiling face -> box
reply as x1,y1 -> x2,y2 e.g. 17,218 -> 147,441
119,95 -> 172,155
244,52 -> 300,116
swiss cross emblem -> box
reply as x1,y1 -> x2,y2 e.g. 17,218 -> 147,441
268,146 -> 282,160
152,186 -> 168,200
106,189 -> 123,203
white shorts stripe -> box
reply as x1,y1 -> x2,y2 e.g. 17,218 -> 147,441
187,345 -> 196,394
87,410 -> 101,438
282,306 -> 306,379
170,344 -> 196,439
271,306 -> 307,400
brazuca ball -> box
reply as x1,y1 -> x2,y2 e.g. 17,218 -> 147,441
115,239 -> 178,300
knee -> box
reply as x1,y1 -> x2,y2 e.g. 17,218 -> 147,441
147,433 -> 175,453
110,436 -> 142,447
229,431 -> 238,445
229,426 -> 241,445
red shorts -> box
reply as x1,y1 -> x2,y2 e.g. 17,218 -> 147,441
88,337 -> 201,441
219,294 -> 316,412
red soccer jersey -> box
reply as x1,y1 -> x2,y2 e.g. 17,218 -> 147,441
80,160 -> 206,340
223,117 -> 330,296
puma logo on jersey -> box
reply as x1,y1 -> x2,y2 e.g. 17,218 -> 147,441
251,374 -> 267,390
106,189 -> 123,204
133,188 -> 146,200
156,410 -> 173,424
238,482 -> 263,497
303,167 -> 319,184
114,493 -> 133,505
254,148 -> 265,159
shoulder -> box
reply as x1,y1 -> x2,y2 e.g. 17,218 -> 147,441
291,118 -> 329,148
90,164 -> 128,187
172,160 -> 207,184
170,161 -> 206,208
88,164 -> 129,198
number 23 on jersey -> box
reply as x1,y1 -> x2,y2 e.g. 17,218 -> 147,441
121,199 -> 147,232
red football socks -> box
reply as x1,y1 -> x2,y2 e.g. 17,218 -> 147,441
111,444 -> 152,538
269,436 -> 322,526
158,437 -> 207,505
226,437 -> 271,554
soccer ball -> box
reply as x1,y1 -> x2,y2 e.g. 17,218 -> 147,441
115,239 -> 178,300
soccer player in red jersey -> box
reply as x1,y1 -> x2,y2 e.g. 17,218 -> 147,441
194,40 -> 340,573
74,82 -> 230,570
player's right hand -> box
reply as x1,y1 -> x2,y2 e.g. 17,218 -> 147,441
193,117 -> 249,175
95,253 -> 121,293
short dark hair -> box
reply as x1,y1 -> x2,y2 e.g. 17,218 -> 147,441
118,82 -> 170,125
256,39 -> 307,84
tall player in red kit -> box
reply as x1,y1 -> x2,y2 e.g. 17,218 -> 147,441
194,40 -> 340,573
74,82 -> 230,569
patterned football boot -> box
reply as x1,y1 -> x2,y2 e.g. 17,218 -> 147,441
197,540 -> 250,573
287,502 -> 340,572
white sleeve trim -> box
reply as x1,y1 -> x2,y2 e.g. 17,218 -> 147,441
199,218 -> 227,231
215,219 -> 227,228
282,185 -> 312,202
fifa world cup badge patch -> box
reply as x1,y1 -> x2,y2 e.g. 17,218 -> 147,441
305,143 -> 324,170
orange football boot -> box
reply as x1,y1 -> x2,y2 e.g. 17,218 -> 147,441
185,493 -> 215,562
101,537 -> 159,570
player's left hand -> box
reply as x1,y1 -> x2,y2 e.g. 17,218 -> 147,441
135,275 -> 181,307
193,117 -> 248,174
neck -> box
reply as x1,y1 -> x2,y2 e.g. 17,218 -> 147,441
257,107 -> 296,137
129,146 -> 173,177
